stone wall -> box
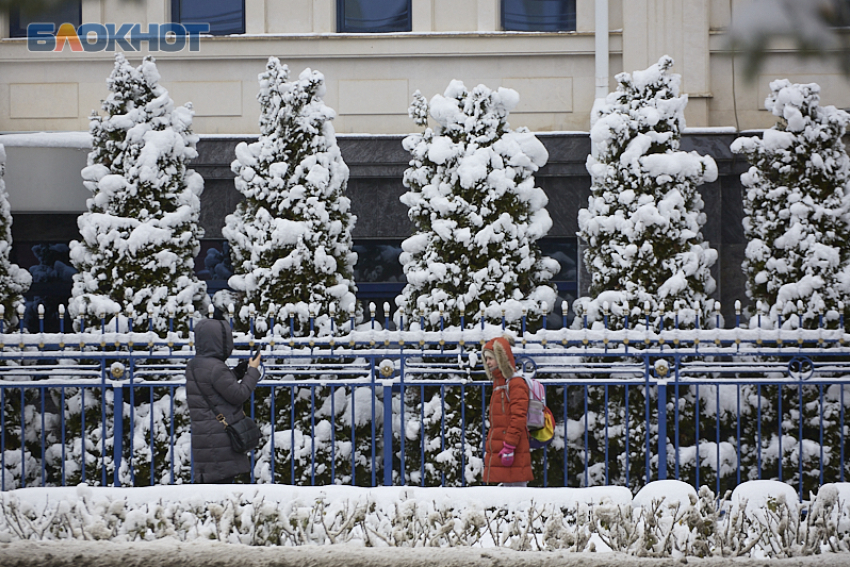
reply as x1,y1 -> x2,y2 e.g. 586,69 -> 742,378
191,132 -> 750,321
8,132 -> 750,322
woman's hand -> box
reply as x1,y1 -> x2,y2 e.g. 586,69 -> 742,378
248,351 -> 262,368
498,443 -> 515,466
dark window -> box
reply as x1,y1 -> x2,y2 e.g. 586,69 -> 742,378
337,0 -> 411,33
538,237 -> 578,327
539,237 -> 577,283
172,0 -> 245,36
353,239 -> 405,284
8,241 -> 75,333
9,0 -> 82,38
352,239 -> 405,321
190,238 -> 577,327
196,240 -> 233,296
502,0 -> 576,32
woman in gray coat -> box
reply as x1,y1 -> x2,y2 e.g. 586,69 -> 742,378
186,318 -> 262,483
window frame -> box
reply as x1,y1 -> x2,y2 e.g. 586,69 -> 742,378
336,0 -> 412,33
501,0 -> 577,32
171,0 -> 246,36
8,0 -> 82,38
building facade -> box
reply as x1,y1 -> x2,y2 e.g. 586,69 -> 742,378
0,0 -> 848,326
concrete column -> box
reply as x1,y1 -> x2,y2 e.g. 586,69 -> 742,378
477,0 -> 499,32
82,0 -> 104,23
313,0 -> 334,33
580,0 -> 622,32
245,0 -> 266,33
144,0 -> 167,26
0,10 -> 9,38
622,0 -> 710,125
595,0 -> 609,101
576,0 -> 595,32
412,0 -> 433,32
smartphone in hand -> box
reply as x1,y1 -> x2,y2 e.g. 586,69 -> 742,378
249,343 -> 262,368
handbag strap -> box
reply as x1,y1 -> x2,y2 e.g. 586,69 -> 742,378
188,358 -> 230,428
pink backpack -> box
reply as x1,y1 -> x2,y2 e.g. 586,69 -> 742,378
523,375 -> 547,431
499,356 -> 547,431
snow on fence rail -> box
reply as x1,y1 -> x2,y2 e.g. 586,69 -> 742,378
1,307 -> 849,496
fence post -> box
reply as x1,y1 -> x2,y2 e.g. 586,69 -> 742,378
657,381 -> 667,480
383,381 -> 393,486
113,383 -> 123,487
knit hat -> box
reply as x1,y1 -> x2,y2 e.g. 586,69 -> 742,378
482,335 -> 516,380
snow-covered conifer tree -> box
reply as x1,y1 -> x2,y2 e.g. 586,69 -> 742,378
224,58 -> 357,335
576,56 -> 718,329
731,79 -> 850,329
0,144 -> 32,328
399,81 -> 559,330
69,54 -> 207,335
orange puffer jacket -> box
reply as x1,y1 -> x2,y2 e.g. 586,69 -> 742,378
483,372 -> 533,484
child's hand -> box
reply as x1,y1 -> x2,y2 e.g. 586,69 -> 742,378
498,443 -> 515,466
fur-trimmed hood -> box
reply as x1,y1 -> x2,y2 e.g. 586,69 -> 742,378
483,335 -> 516,380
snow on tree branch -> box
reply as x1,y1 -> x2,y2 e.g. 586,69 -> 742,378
398,81 -> 559,330
731,79 -> 850,329
224,57 -> 358,336
0,144 -> 32,329
68,53 -> 207,335
576,56 -> 718,330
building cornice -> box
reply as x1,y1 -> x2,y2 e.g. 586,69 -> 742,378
0,31 -> 623,63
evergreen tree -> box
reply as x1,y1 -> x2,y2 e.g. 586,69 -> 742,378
576,56 -> 718,330
0,144 -> 31,329
224,58 -> 358,336
69,53 -> 207,335
731,79 -> 850,329
251,384 -> 383,486
398,81 -> 559,331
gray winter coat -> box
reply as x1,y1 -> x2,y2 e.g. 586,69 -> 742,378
186,318 -> 261,483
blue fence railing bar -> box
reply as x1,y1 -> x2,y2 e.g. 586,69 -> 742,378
0,305 -> 849,497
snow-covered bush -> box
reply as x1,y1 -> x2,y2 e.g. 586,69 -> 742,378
398,383 -> 485,487
1,381 -> 192,490
69,53 -> 207,335
728,80 -> 850,496
731,79 -> 850,330
2,481 -> 849,556
250,383 -> 382,487
248,380 -> 480,488
552,381 -> 660,493
722,380 -> 849,499
224,57 -> 358,336
0,144 -> 32,329
116,386 -> 192,487
0,384 -> 44,490
576,56 -> 718,331
395,81 -> 561,487
46,386 -> 117,487
398,82 -> 559,331
571,57 -> 719,496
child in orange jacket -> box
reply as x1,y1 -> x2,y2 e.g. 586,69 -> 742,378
482,335 -> 533,487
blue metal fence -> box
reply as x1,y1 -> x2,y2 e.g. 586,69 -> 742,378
1,309 -> 849,496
